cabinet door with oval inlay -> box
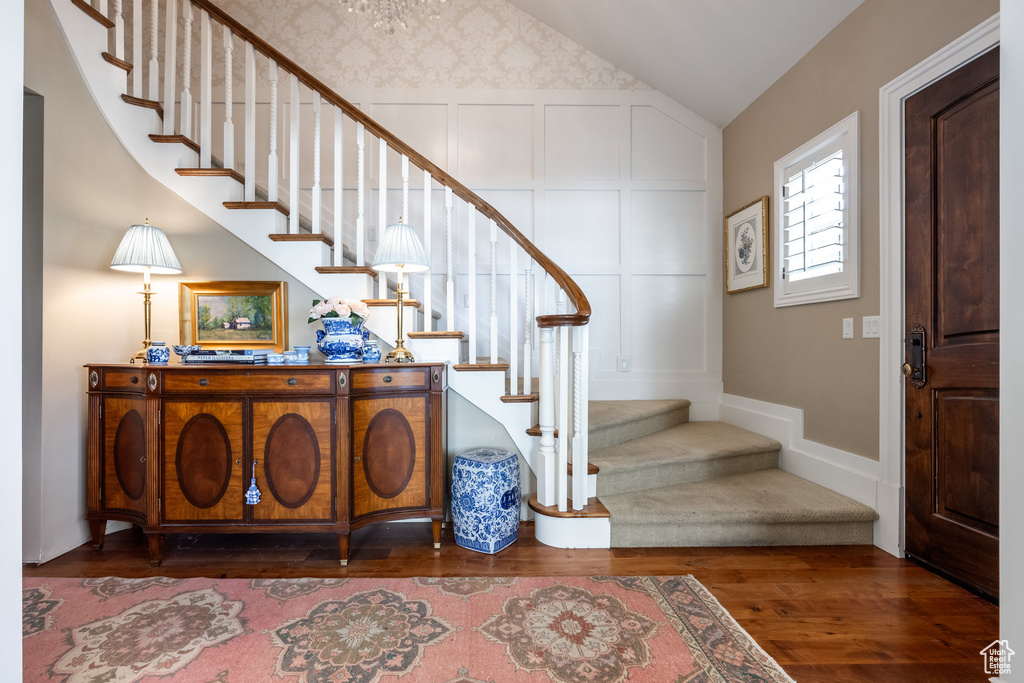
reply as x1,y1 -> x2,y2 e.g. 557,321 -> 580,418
162,401 -> 245,523
352,395 -> 429,519
251,400 -> 334,524
101,396 -> 148,517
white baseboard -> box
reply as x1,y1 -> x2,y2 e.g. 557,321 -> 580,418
719,394 -> 900,556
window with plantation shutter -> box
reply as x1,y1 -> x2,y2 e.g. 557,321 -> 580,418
774,111 -> 860,307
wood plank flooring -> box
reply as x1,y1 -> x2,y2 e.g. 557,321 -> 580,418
24,523 -> 998,682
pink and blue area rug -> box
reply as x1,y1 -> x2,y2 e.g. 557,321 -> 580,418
23,575 -> 794,682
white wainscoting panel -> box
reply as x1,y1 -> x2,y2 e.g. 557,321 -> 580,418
544,104 -> 621,180
631,105 -> 707,181
545,190 -> 621,267
631,190 -> 707,267
631,274 -> 707,374
457,104 -> 534,180
371,103 -> 449,180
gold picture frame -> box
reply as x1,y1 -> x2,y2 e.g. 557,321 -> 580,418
179,281 -> 288,351
725,196 -> 769,294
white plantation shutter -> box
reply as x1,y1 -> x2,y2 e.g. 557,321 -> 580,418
774,111 -> 860,307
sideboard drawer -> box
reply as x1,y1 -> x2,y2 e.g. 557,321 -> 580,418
350,367 -> 430,392
162,370 -> 334,394
99,368 -> 145,392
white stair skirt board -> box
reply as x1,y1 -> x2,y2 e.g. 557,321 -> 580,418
534,513 -> 611,549
717,393 -> 894,555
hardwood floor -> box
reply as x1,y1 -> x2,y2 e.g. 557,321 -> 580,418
24,523 -> 998,682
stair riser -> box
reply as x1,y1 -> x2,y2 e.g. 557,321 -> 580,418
589,406 -> 690,452
598,450 -> 778,496
610,520 -> 874,547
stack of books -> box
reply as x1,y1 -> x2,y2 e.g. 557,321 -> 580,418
182,349 -> 271,365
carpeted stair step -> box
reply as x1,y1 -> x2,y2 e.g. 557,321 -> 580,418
588,399 -> 691,452
603,468 -> 878,547
592,421 -> 781,496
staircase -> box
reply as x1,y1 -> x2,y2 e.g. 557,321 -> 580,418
53,0 -> 876,550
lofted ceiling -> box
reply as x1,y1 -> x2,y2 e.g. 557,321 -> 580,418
505,0 -> 864,128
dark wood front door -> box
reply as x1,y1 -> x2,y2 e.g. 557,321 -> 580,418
904,47 -> 999,597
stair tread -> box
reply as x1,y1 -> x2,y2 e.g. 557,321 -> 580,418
589,399 -> 691,433
590,421 -> 781,472
528,494 -> 609,519
602,469 -> 878,525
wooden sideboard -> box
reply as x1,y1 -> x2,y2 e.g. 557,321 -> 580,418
85,362 -> 446,566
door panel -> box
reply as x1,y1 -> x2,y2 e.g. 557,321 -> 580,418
352,395 -> 429,519
101,396 -> 147,516
904,47 -> 999,597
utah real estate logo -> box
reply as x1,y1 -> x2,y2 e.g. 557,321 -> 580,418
980,640 -> 1014,676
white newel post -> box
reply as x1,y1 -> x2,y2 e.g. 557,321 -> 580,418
423,169 -> 432,331
180,2 -> 193,139
288,73 -> 300,234
244,42 -> 256,201
147,0 -> 158,102
161,0 -> 176,135
311,92 -> 322,234
557,323 -> 570,512
445,188 -> 454,331
221,26 -> 234,170
509,242 -> 518,395
468,210 -> 477,364
571,324 -> 589,509
267,60 -> 278,201
132,0 -> 142,96
333,108 -> 343,265
199,9 -> 211,168
523,260 -> 533,396
356,124 -> 365,266
537,326 -> 556,507
377,139 -> 388,298
113,0 -> 124,60
489,220 -> 498,363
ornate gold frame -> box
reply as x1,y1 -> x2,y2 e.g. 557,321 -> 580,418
725,196 -> 770,294
179,281 -> 288,352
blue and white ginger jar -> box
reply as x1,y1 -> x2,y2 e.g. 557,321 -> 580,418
316,317 -> 364,364
451,449 -> 521,554
146,341 -> 170,365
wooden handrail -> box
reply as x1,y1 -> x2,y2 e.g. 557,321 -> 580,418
190,0 -> 589,328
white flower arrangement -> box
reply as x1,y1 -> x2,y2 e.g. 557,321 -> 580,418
307,297 -> 371,325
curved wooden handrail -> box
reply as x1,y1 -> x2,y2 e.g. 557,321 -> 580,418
191,0 -> 589,328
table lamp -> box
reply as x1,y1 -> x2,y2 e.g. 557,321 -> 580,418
109,219 -> 182,363
371,219 -> 429,363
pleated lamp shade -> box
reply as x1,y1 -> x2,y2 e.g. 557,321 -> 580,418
372,222 -> 430,273
109,221 -> 182,274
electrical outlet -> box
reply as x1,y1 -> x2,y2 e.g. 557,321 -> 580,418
842,318 -> 854,339
617,355 -> 630,372
368,225 -> 378,241
862,315 -> 880,338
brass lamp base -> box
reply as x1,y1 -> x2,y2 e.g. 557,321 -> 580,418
385,342 -> 416,363
129,345 -> 150,364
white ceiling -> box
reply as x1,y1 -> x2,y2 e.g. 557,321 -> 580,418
505,0 -> 864,128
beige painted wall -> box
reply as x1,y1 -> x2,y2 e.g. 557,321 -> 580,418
722,0 -> 998,459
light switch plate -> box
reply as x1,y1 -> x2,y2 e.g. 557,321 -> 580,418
843,318 -> 854,339
863,315 -> 880,338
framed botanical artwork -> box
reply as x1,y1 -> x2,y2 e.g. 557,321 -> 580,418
179,281 -> 288,351
725,196 -> 769,294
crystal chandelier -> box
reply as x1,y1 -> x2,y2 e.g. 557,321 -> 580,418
340,0 -> 448,35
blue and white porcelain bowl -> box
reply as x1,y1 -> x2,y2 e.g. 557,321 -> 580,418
267,353 -> 286,364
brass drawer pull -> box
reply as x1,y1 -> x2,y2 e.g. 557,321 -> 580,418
354,456 -> 361,462
287,378 -> 298,386
383,375 -> 393,384
198,378 -> 210,387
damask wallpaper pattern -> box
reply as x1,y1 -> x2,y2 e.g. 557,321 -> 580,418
214,0 -> 649,91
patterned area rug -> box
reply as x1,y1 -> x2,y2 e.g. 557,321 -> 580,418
23,575 -> 794,682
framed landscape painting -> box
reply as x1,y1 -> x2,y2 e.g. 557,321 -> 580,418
179,281 -> 288,351
725,196 -> 769,294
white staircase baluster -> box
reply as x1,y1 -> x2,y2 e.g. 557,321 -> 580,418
333,108 -> 343,266
267,59 -> 278,201
98,0 -> 108,19
147,0 -> 158,102
113,0 -> 124,61
401,155 -> 410,222
571,325 -> 589,509
311,92 -> 322,234
180,2 -> 193,139
243,42 -> 256,201
161,0 -> 176,135
378,138 -> 388,298
557,322 -> 570,512
445,188 -> 454,332
509,241 -> 518,395
288,73 -> 300,234
537,326 -> 556,506
356,123 -> 365,266
523,259 -> 533,396
132,0 -> 142,96
221,26 -> 234,170
489,219 -> 498,363
423,170 -> 432,331
468,210 -> 477,364
199,8 -> 211,168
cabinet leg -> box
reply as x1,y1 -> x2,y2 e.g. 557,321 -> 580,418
89,520 -> 107,551
147,534 -> 163,567
338,534 -> 349,567
431,519 -> 442,549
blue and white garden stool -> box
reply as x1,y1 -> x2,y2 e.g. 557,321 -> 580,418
451,449 -> 521,554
